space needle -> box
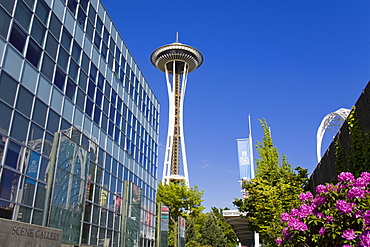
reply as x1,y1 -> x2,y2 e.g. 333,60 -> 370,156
151,34 -> 203,184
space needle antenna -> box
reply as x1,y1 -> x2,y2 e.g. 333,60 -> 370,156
151,38 -> 203,185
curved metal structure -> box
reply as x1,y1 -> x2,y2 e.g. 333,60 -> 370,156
151,37 -> 203,184
316,108 -> 351,163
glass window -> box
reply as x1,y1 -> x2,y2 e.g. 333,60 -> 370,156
0,102 -> 12,134
28,123 -> 44,152
71,40 -> 81,62
54,67 -> 66,91
89,62 -> 97,82
0,71 -> 18,106
101,42 -> 107,59
93,32 -> 101,50
66,0 -> 77,15
103,27 -> 109,44
9,23 -> 27,53
97,73 -> 104,90
57,47 -> 69,72
95,89 -> 102,107
80,0 -> 88,12
34,183 -> 46,209
68,59 -> 78,81
96,17 -> 102,35
87,79 -> 95,99
76,88 -> 85,110
14,0 -> 32,30
78,70 -> 88,91
0,168 -> 20,200
17,206 -> 32,223
46,109 -> 60,133
11,112 -> 29,142
31,209 -> 43,225
41,54 -> 55,81
43,132 -> 53,156
26,39 -> 42,68
31,18 -> 46,46
32,98 -> 48,127
101,113 -> 107,132
0,0 -> 15,14
85,19 -> 93,41
0,7 -> 11,38
65,78 -> 76,101
4,141 -> 22,169
61,28 -> 72,52
45,32 -> 58,60
23,0 -> 34,9
39,158 -> 49,182
77,6 -> 86,29
87,5 -> 96,24
103,97 -> 109,115
18,177 -> 36,207
16,85 -> 33,117
81,52 -> 89,73
49,13 -> 61,40
93,106 -> 100,125
85,98 -> 93,117
35,0 -> 49,25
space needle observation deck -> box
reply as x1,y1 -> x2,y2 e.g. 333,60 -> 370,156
151,36 -> 203,184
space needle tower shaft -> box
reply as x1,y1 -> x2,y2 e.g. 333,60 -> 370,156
151,35 -> 203,184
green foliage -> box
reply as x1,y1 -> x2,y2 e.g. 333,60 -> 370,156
199,212 -> 227,247
211,207 -> 238,247
335,108 -> 370,177
233,119 -> 309,247
157,181 -> 204,247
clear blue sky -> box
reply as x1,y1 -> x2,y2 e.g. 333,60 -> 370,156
102,0 -> 370,211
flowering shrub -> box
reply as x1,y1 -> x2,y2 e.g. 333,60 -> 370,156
276,172 -> 370,247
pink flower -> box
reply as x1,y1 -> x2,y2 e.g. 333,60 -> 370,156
299,192 -> 314,202
281,212 -> 290,223
316,184 -> 328,194
338,172 -> 355,183
342,229 -> 357,240
347,187 -> 366,199
359,230 -> 370,247
336,200 -> 353,214
312,196 -> 326,207
319,227 -> 326,236
363,211 -> 370,226
299,204 -> 314,218
288,218 -> 308,231
275,237 -> 283,246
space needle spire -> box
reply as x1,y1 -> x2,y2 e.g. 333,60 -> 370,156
151,35 -> 203,184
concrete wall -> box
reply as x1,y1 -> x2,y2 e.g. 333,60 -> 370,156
0,218 -> 62,247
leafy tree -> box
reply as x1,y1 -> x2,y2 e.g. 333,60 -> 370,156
157,181 -> 204,247
234,119 -> 308,246
211,207 -> 237,247
199,212 -> 227,247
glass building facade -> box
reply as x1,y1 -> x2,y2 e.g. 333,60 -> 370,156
0,0 -> 159,246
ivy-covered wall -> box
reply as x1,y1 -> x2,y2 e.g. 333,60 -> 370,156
309,81 -> 370,192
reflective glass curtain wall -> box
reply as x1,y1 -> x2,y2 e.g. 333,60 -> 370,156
0,0 -> 159,246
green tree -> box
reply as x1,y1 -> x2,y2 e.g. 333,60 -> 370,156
199,212 -> 227,247
157,181 -> 204,247
233,119 -> 308,247
211,207 -> 237,247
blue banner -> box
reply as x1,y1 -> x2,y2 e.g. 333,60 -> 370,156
25,151 -> 40,184
237,139 -> 252,180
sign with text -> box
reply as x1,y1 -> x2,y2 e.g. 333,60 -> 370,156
0,218 -> 62,247
237,138 -> 252,180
